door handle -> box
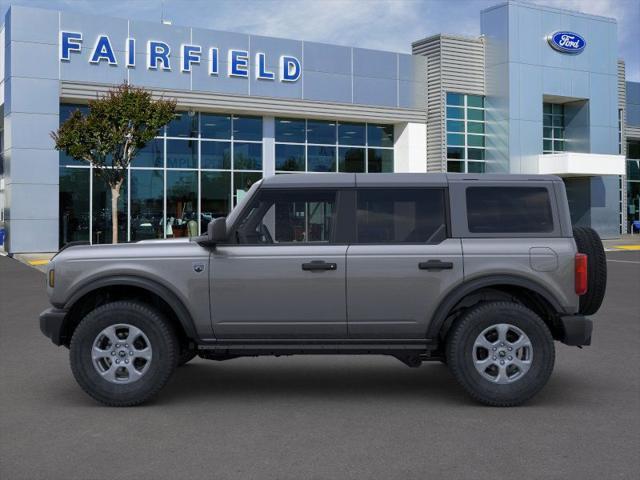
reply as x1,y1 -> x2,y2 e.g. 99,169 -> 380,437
418,260 -> 454,271
302,260 -> 337,272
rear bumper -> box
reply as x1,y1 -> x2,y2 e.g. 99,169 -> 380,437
558,314 -> 593,346
39,307 -> 67,346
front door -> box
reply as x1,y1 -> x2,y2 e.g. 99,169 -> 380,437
346,187 -> 464,338
210,188 -> 347,339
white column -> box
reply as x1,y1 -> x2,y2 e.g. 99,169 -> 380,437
394,122 -> 427,173
262,116 -> 275,177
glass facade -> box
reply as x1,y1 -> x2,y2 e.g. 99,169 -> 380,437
445,93 -> 486,173
58,104 -> 263,246
627,140 -> 640,231
274,118 -> 394,173
543,103 -> 565,154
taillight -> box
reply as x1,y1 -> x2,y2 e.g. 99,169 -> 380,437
575,253 -> 588,295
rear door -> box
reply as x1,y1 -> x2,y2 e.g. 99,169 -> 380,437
346,187 -> 463,338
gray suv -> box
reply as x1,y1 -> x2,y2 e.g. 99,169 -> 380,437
40,173 -> 606,407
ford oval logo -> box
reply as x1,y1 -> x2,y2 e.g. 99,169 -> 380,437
547,31 -> 586,54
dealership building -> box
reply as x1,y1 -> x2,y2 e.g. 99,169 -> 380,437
0,1 -> 639,252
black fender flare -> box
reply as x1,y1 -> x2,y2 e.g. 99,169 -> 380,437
426,274 -> 567,340
62,275 -> 198,339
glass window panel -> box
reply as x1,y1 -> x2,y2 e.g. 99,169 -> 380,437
59,167 -> 90,247
367,124 -> 394,147
554,140 -> 564,151
447,147 -> 464,160
233,172 -> 262,205
233,115 -> 262,141
200,113 -> 231,139
552,104 -> 563,115
447,120 -> 464,133
543,114 -> 553,126
626,160 -> 640,180
201,171 -> 231,233
368,148 -> 394,173
236,189 -> 336,244
543,127 -> 553,138
130,169 -> 164,241
467,122 -> 484,134
467,95 -> 484,108
338,147 -> 365,172
92,169 -> 127,244
543,103 -> 552,114
628,141 -> 640,159
60,103 -> 89,123
135,138 -> 164,168
554,128 -> 564,139
307,120 -> 336,144
59,151 -> 86,167
356,189 -> 447,244
447,133 -> 465,146
468,161 -> 485,173
552,115 -> 563,127
233,142 -> 262,170
467,108 -> 484,121
275,117 -> 306,143
338,122 -> 365,146
447,161 -> 464,172
446,106 -> 464,120
167,111 -> 198,138
446,92 -> 464,106
166,139 -> 197,169
307,145 -> 336,172
466,187 -> 554,233
468,148 -> 485,160
201,140 -> 231,169
467,134 -> 485,147
275,144 -> 305,171
166,170 -> 197,238
543,139 -> 552,151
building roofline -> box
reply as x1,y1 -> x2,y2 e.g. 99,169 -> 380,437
412,33 -> 483,48
481,1 -> 616,24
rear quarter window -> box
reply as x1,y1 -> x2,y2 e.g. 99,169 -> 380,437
466,187 -> 554,234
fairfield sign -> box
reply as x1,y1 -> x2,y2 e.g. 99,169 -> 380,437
59,31 -> 302,82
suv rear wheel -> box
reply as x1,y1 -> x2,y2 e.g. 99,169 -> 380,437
70,301 -> 178,407
446,301 -> 555,407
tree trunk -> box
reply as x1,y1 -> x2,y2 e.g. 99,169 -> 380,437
110,181 -> 123,244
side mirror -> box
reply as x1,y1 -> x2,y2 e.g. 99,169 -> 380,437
208,217 -> 227,244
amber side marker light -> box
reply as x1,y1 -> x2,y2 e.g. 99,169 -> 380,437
575,253 -> 587,295
48,269 -> 55,288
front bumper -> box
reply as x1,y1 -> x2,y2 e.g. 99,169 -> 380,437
558,315 -> 593,346
39,307 -> 68,346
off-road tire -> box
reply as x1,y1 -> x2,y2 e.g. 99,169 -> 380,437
446,301 -> 555,407
573,226 -> 607,315
70,301 -> 178,407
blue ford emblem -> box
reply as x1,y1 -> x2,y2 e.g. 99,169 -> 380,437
547,31 -> 586,54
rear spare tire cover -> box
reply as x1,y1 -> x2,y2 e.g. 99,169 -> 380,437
572,226 -> 607,315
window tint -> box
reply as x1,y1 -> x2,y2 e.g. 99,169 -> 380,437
466,187 -> 554,233
236,190 -> 336,244
356,189 -> 447,244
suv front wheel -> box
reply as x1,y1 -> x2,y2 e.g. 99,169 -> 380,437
446,301 -> 555,407
70,301 -> 178,407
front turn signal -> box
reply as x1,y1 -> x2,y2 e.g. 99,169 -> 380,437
48,269 -> 55,288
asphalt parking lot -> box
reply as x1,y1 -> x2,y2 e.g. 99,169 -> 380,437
1,251 -> 639,479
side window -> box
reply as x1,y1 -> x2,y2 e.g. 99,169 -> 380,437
356,188 -> 447,244
235,189 -> 336,244
466,187 -> 554,233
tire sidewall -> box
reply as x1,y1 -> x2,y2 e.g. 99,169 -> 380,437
447,303 -> 555,405
70,302 -> 177,405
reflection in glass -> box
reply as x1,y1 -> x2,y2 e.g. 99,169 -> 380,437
167,139 -> 197,169
447,147 -> 464,159
447,161 -> 464,172
59,167 -> 90,247
307,120 -> 336,144
368,149 -> 394,173
234,172 -> 262,205
233,115 -> 262,141
276,144 -> 305,171
338,122 -> 366,146
201,141 -> 231,169
338,147 -> 365,172
167,111 -> 198,138
446,92 -> 464,106
234,142 -> 262,170
135,139 -> 164,168
201,171 -> 231,232
166,171 -> 198,238
367,124 -> 394,147
276,118 -> 306,143
201,113 -> 231,139
92,169 -> 127,244
130,169 -> 164,240
307,145 -> 336,172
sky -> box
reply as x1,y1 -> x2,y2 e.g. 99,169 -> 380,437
1,0 -> 638,80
